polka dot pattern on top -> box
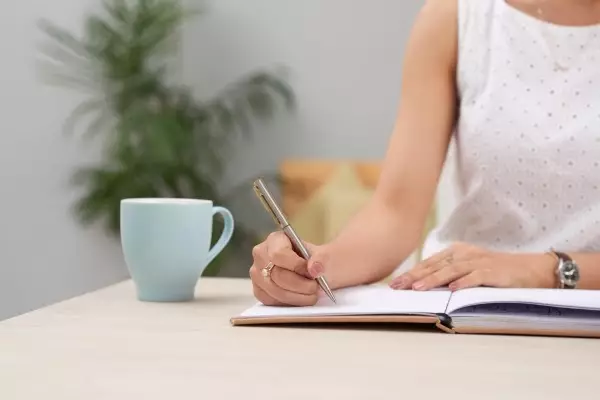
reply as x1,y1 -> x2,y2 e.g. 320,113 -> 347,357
422,0 -> 600,257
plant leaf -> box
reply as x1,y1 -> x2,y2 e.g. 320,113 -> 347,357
37,19 -> 91,59
62,97 -> 107,137
102,0 -> 130,26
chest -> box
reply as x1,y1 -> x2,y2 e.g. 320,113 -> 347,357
456,15 -> 600,188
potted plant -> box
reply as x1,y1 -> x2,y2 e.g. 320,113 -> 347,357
37,0 -> 295,275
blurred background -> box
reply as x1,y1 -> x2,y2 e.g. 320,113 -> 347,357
0,0 -> 458,320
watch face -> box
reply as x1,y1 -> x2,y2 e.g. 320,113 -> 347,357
560,260 -> 580,286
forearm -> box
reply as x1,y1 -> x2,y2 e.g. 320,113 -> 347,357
315,0 -> 457,290
323,200 -> 423,289
511,251 -> 600,290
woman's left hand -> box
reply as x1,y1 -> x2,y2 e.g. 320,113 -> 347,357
390,242 -> 558,291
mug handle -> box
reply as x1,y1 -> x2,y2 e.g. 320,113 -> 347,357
206,206 -> 235,265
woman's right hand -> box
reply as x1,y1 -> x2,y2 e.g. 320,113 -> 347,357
249,231 -> 329,306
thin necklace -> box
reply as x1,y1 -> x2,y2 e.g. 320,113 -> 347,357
535,1 -> 597,72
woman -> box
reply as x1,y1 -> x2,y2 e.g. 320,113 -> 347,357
249,0 -> 600,306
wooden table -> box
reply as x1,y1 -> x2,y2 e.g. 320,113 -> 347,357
1,278 -> 599,400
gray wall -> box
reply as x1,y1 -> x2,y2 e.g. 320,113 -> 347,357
0,0 -> 127,320
1,0 -> 458,319
181,0 -> 425,184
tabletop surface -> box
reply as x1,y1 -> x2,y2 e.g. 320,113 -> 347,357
1,277 -> 599,400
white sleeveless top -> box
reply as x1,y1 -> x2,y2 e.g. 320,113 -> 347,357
422,0 -> 600,258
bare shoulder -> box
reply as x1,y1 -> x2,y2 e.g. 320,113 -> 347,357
418,0 -> 459,28
406,0 -> 458,68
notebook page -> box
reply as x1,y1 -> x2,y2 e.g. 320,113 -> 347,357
446,287 -> 600,315
240,284 -> 451,318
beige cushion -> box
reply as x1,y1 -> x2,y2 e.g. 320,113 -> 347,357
289,163 -> 373,245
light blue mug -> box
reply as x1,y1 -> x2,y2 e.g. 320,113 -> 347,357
120,198 -> 234,302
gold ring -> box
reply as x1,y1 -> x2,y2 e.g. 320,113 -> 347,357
262,262 -> 275,279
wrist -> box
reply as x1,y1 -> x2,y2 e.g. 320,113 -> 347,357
319,240 -> 375,290
532,253 -> 559,289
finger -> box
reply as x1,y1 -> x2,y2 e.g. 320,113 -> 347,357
415,247 -> 455,270
307,253 -> 331,279
253,283 -> 282,306
250,265 -> 318,306
270,266 -> 318,295
306,244 -> 333,278
266,232 -> 310,277
412,262 -> 473,291
449,269 -> 488,291
390,261 -> 448,289
252,242 -> 268,266
390,248 -> 456,289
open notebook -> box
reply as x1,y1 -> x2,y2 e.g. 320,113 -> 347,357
230,285 -> 600,338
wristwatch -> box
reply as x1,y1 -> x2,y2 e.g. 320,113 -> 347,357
549,250 -> 580,289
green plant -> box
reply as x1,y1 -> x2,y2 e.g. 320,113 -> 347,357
37,0 -> 295,275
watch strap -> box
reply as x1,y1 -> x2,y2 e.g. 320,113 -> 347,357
553,251 -> 572,262
545,250 -> 561,288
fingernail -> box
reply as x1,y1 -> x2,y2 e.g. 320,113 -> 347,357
391,278 -> 408,289
309,262 -> 324,278
449,283 -> 458,291
413,282 -> 425,290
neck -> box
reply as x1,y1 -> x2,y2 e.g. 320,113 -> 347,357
524,0 -> 600,26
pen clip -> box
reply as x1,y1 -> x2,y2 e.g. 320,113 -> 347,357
253,185 -> 281,227
252,178 -> 289,228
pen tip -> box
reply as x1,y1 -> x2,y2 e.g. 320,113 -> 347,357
328,292 -> 337,304
316,276 -> 337,303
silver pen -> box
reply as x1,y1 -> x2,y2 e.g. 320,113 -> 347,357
252,178 -> 337,303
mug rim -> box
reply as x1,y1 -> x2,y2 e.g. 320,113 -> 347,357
121,198 -> 213,205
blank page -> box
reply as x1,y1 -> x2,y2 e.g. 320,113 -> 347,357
240,285 -> 452,318
446,287 -> 600,315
